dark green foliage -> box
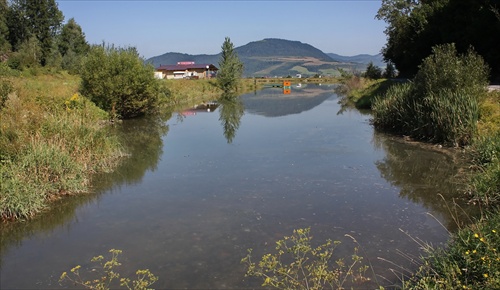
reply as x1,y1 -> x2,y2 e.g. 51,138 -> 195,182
364,62 -> 382,79
217,37 -> 244,93
57,18 -> 89,73
0,0 -> 10,54
7,0 -> 63,66
383,62 -> 397,78
377,0 -> 500,79
80,45 -> 160,119
7,36 -> 42,69
373,44 -> 489,146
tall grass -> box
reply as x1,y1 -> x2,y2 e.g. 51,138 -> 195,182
0,73 -> 125,221
404,212 -> 500,289
372,44 -> 488,147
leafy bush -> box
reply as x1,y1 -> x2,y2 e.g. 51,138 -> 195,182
373,44 -> 489,146
80,45 -> 160,119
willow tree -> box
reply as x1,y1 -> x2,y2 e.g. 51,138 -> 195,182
217,37 -> 243,93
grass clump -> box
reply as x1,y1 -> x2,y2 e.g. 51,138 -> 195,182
0,74 -> 124,221
404,213 -> 500,289
372,44 -> 489,147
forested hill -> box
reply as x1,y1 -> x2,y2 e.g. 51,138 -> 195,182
147,38 -> 373,77
235,38 -> 332,61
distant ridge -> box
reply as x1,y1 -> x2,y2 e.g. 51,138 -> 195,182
326,53 -> 385,68
146,38 -> 383,77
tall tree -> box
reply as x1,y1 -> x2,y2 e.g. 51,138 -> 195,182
58,18 -> 88,56
0,0 -> 11,55
217,37 -> 243,93
377,0 -> 500,79
58,18 -> 89,72
7,0 -> 63,66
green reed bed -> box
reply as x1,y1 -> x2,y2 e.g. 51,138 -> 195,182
1,73 -> 125,221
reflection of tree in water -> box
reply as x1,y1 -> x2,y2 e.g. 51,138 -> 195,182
0,114 -> 170,260
218,93 -> 244,144
373,131 -> 479,230
93,114 -> 169,191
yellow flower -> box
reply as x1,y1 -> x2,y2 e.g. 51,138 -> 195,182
473,250 -> 477,254
483,273 -> 488,278
474,233 -> 479,238
480,237 -> 485,242
465,250 -> 470,255
493,230 -> 497,233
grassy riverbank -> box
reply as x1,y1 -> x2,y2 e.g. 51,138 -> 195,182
340,74 -> 500,288
0,72 -> 266,221
0,72 -> 126,220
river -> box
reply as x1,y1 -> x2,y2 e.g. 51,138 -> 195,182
0,84 -> 472,289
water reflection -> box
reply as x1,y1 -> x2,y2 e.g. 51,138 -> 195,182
93,115 -> 169,191
0,114 -> 170,265
373,131 -> 477,230
0,87 -> 477,289
218,93 -> 244,143
241,85 -> 334,117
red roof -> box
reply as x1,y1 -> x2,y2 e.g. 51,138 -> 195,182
156,63 -> 218,71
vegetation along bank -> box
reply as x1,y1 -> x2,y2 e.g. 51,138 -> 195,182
338,43 -> 500,289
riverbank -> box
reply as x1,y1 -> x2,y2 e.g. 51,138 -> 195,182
340,75 -> 500,288
0,72 -> 127,221
0,73 -> 272,222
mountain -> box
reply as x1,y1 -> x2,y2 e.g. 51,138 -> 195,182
146,38 -> 378,77
326,53 -> 386,68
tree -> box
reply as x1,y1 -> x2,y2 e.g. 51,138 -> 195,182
80,44 -> 160,119
376,0 -> 500,79
364,62 -> 382,79
7,0 -> 63,66
58,18 -> 89,73
217,37 -> 243,93
0,0 -> 11,55
383,62 -> 397,78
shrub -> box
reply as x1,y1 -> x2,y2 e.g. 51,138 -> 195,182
80,45 -> 160,119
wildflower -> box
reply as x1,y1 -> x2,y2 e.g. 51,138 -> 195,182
474,233 -> 479,238
473,250 -> 477,254
465,250 -> 470,255
480,237 -> 485,242
483,273 -> 488,278
493,230 -> 497,233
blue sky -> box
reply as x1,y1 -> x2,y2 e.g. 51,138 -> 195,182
57,1 -> 387,59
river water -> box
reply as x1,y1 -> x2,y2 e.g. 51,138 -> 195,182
0,85 -> 471,289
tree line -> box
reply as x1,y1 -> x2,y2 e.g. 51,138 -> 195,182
0,0 -> 89,72
376,0 -> 500,80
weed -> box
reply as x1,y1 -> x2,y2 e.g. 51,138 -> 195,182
242,228 -> 372,290
59,249 -> 158,290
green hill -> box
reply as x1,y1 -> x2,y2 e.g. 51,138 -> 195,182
146,38 -> 366,77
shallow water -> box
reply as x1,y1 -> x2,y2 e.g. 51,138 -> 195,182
0,85 -> 470,288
